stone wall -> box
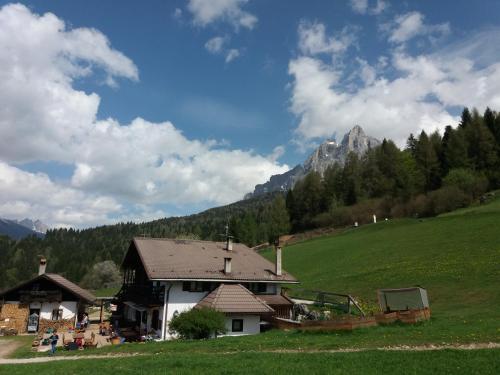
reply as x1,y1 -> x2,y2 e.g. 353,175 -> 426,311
0,303 -> 29,333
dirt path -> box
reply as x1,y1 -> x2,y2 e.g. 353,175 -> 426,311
0,339 -> 23,360
0,342 -> 499,365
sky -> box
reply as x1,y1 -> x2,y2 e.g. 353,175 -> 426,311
1,0 -> 500,228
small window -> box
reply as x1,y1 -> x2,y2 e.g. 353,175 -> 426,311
51,309 -> 63,321
182,281 -> 205,292
232,319 -> 243,332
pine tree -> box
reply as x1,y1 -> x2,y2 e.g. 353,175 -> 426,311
406,133 -> 418,157
322,163 -> 343,209
342,152 -> 362,205
459,107 -> 472,128
266,196 -> 290,244
443,127 -> 469,171
415,131 -> 441,190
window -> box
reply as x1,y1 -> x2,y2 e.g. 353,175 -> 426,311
232,319 -> 243,332
182,281 -> 216,292
244,283 -> 268,294
51,309 -> 63,321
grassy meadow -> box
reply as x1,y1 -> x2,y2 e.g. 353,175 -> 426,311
1,195 -> 499,373
1,349 -> 499,375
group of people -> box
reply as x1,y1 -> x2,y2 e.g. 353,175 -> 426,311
47,312 -> 90,355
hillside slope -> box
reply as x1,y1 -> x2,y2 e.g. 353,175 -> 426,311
263,194 -> 500,326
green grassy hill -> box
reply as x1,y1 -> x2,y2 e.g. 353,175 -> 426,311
262,193 -> 500,340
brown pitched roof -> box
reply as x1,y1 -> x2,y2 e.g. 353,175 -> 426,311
43,274 -> 96,303
0,273 -> 96,304
195,284 -> 274,314
130,237 -> 298,283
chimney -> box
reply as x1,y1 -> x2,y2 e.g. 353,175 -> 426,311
275,246 -> 282,276
224,257 -> 232,274
226,236 -> 233,251
38,257 -> 47,275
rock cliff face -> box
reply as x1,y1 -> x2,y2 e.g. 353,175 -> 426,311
247,125 -> 380,198
303,125 -> 380,175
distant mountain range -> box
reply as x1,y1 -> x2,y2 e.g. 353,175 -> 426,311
247,125 -> 380,198
0,217 -> 48,240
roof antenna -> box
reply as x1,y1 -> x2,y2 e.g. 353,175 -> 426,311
218,219 -> 237,250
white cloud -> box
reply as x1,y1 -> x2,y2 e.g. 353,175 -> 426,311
187,0 -> 257,30
298,21 -> 357,57
0,162 -> 122,228
205,36 -> 228,54
350,0 -> 387,15
225,48 -> 240,63
268,146 -> 285,162
173,8 -> 183,19
371,0 -> 388,15
0,3 -> 138,163
386,11 -> 450,44
0,3 -> 288,227
288,23 -> 500,148
350,0 -> 368,14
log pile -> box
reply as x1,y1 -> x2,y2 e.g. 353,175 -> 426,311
0,303 -> 29,334
38,318 -> 74,333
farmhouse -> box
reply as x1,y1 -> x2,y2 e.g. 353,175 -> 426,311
116,237 -> 298,339
0,258 -> 96,334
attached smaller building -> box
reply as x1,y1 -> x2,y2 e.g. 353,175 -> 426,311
195,283 -> 274,336
0,259 -> 96,334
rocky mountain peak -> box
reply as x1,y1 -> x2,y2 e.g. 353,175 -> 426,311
247,125 -> 381,198
18,218 -> 48,234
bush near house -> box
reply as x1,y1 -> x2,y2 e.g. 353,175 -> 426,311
169,308 -> 226,339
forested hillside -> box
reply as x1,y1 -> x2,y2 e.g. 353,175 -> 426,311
1,106 -> 500,291
0,192 -> 289,290
286,107 -> 500,231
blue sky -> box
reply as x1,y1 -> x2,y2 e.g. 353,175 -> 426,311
1,0 -> 500,228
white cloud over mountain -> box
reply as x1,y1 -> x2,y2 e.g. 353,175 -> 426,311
288,19 -> 500,148
0,4 -> 287,227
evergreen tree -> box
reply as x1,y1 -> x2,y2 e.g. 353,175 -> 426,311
467,116 -> 498,171
266,196 -> 290,244
342,152 -> 362,205
406,133 -> 418,157
459,107 -> 472,128
322,163 -> 343,210
443,127 -> 469,171
415,131 -> 441,190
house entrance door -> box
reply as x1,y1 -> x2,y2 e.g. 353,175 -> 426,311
27,309 -> 40,332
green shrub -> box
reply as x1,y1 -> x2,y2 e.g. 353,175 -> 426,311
443,168 -> 489,198
168,307 -> 226,339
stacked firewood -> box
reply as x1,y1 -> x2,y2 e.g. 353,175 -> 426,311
38,318 -> 74,333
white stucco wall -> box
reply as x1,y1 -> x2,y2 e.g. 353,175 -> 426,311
163,282 -> 207,338
31,301 -> 77,320
222,315 -> 260,336
135,281 -> 283,339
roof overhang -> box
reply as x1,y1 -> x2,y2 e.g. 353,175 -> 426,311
150,278 -> 299,284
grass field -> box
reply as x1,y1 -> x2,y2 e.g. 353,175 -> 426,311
2,195 -> 499,372
260,194 -> 500,344
1,349 -> 499,375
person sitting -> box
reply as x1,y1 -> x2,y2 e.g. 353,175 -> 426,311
81,313 -> 89,328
